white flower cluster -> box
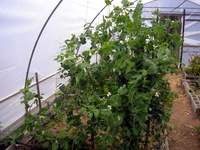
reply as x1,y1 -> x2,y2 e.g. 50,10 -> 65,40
153,45 -> 158,49
108,105 -> 112,110
145,35 -> 155,44
155,92 -> 160,97
109,55 -> 114,61
107,92 -> 112,97
120,40 -> 124,44
125,36 -> 129,42
112,49 -> 116,53
77,56 -> 84,65
145,38 -> 150,44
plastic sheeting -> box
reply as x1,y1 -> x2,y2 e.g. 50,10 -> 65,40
0,0 -> 106,100
0,0 -> 117,132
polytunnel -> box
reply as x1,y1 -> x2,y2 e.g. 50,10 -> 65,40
0,0 -> 200,149
0,0 -> 125,139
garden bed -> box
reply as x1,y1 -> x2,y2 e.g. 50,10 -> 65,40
182,73 -> 200,115
4,108 -> 170,150
183,72 -> 200,80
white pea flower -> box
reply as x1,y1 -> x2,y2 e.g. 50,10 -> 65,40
129,50 -> 132,55
77,57 -> 84,64
108,105 -> 112,110
112,49 -> 116,53
155,92 -> 160,97
107,92 -> 111,97
145,38 -> 150,44
153,45 -> 158,49
120,40 -> 124,44
109,55 -> 113,61
151,36 -> 155,41
96,43 -> 101,48
125,36 -> 129,42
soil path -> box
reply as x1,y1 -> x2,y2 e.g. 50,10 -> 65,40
168,73 -> 200,150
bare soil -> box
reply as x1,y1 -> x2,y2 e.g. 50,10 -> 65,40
168,73 -> 200,150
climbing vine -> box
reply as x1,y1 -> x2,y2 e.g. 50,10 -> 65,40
11,1 -> 181,149
55,1 -> 181,149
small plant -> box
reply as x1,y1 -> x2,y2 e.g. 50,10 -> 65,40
185,55 -> 200,76
185,55 -> 200,89
195,125 -> 200,139
21,79 -> 37,114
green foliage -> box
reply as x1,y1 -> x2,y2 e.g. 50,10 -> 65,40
55,1 -> 180,149
196,125 -> 200,133
121,0 -> 131,7
104,0 -> 112,5
185,55 -> 200,88
185,55 -> 200,76
13,1 -> 180,149
21,79 -> 37,113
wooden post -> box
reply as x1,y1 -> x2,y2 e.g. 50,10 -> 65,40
35,72 -> 42,112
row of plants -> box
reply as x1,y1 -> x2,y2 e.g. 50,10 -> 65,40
185,55 -> 200,89
2,0 -> 181,149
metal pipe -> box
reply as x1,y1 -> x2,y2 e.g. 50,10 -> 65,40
24,0 -> 63,87
180,9 -> 186,68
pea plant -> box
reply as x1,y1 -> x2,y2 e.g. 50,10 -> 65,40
15,0 -> 181,149
55,1 -> 180,149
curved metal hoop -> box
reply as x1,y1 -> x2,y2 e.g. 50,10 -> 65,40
24,0 -> 64,86
24,0 -> 140,86
24,0 -> 112,86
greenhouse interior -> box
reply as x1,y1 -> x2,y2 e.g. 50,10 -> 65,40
0,0 -> 200,149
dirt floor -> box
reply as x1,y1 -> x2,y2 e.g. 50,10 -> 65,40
168,73 -> 200,150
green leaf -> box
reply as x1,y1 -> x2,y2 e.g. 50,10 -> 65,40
109,94 -> 121,107
118,86 -> 128,96
121,0 -> 130,7
52,142 -> 59,150
105,0 -> 112,5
